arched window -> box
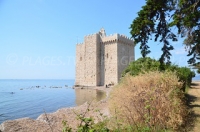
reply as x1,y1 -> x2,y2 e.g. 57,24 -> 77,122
106,53 -> 108,58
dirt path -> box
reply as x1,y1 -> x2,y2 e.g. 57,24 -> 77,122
188,81 -> 200,132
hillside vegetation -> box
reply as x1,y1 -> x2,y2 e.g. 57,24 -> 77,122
107,58 -> 195,131
122,57 -> 195,92
109,71 -> 189,131
61,58 -> 195,132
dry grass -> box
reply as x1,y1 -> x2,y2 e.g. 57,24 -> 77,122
109,71 -> 189,131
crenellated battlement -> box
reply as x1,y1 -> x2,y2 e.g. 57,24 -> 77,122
101,34 -> 118,43
77,43 -> 84,45
101,33 -> 134,45
84,33 -> 98,39
79,29 -> 134,45
117,34 -> 134,45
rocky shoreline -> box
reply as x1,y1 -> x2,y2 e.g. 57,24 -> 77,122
0,86 -> 112,132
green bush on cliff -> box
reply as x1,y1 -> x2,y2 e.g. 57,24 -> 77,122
122,57 -> 160,77
122,57 -> 195,91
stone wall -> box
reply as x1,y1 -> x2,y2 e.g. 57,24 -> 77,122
75,43 -> 85,85
96,35 -> 101,86
103,42 -> 118,86
117,42 -> 135,81
84,34 -> 97,86
75,29 -> 135,86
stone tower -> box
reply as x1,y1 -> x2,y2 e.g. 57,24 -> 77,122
75,28 -> 135,86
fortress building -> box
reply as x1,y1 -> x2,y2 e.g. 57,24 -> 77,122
75,28 -> 135,86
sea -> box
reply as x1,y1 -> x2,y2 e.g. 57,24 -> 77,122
1,75 -> 199,124
0,79 -> 105,124
192,75 -> 200,81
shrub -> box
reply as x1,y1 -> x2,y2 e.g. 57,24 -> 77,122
176,67 -> 195,91
109,71 -> 189,131
62,103 -> 110,132
122,57 -> 195,91
122,57 -> 160,77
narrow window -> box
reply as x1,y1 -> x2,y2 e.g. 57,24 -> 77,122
80,57 -> 82,61
106,53 -> 108,58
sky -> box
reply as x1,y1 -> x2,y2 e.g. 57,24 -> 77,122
0,0 -> 192,79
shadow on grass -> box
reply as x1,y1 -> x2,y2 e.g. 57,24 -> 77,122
191,82 -> 200,87
183,93 -> 200,131
185,94 -> 198,106
190,87 -> 200,89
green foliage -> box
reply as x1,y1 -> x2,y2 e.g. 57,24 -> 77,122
123,57 -> 195,91
122,57 -> 160,77
130,0 -> 200,66
62,101 -> 168,132
63,116 -> 110,132
176,67 -> 195,91
62,120 -> 72,132
62,104 -> 110,132
75,114 -> 109,132
191,55 -> 200,73
130,0 -> 176,64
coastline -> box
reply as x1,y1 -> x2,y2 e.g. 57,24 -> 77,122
1,81 -> 200,131
193,80 -> 200,82
0,86 -> 112,132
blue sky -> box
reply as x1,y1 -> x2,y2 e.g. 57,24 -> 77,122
0,0 -> 191,79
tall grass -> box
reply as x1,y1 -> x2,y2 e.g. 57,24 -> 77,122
122,57 -> 195,92
109,71 -> 189,131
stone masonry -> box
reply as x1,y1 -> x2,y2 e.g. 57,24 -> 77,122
75,28 -> 135,86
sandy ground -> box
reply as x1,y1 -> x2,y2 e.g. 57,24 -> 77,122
188,81 -> 200,132
0,86 -> 112,132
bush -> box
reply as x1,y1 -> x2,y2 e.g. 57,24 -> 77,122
176,67 -> 195,91
122,57 -> 195,91
62,103 -> 110,132
122,57 -> 160,77
109,71 -> 189,131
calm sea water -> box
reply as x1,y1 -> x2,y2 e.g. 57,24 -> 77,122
1,75 -> 198,124
0,79 -> 105,124
193,75 -> 200,81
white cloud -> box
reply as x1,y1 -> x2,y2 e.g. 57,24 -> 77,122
172,47 -> 187,55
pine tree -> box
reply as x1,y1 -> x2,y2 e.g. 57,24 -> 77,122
130,0 -> 200,68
